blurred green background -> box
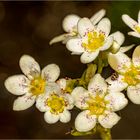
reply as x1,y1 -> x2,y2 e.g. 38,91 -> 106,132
0,1 -> 140,139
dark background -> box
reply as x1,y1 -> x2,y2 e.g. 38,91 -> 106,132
0,1 -> 140,139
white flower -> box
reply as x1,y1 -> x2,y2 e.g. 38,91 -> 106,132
71,74 -> 128,132
107,45 -> 140,104
66,17 -> 113,64
5,55 -> 60,111
122,10 -> 140,38
36,82 -> 74,124
49,9 -> 106,45
109,31 -> 134,53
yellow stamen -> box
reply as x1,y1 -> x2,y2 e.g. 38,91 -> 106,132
86,95 -> 108,116
30,77 -> 46,96
47,94 -> 66,115
134,25 -> 140,34
82,31 -> 105,52
122,65 -> 140,86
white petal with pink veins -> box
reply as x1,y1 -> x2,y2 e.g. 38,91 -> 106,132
132,45 -> 140,67
98,111 -> 120,128
127,84 -> 140,104
5,75 -> 29,95
41,64 -> 60,82
75,110 -> 97,132
19,55 -> 40,80
78,18 -> 94,37
108,52 -> 131,73
13,93 -> 36,111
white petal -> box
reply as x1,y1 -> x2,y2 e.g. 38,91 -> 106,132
75,110 -> 97,132
49,33 -> 70,45
108,52 -> 131,73
46,83 -> 61,95
122,14 -> 137,30
128,31 -> 140,38
80,50 -> 99,64
110,31 -> 125,46
100,36 -> 113,51
60,110 -> 71,123
127,84 -> 140,104
132,45 -> 140,67
138,10 -> 140,24
19,55 -> 40,79
13,93 -> 36,111
56,78 -> 66,90
97,18 -> 111,37
41,64 -> 60,82
36,94 -> 49,112
66,38 -> 84,54
71,87 -> 88,109
106,75 -> 128,92
4,75 -> 29,95
78,18 -> 94,37
98,112 -> 120,128
62,14 -> 80,32
90,9 -> 106,25
119,44 -> 135,53
64,94 -> 74,110
88,74 -> 107,96
44,111 -> 59,124
105,92 -> 128,111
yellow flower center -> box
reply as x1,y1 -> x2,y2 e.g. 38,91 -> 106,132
134,25 -> 140,34
29,77 -> 46,96
86,95 -> 108,116
82,31 -> 105,52
47,94 -> 66,114
122,65 -> 140,86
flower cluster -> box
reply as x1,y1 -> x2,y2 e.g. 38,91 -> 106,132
4,9 -> 140,139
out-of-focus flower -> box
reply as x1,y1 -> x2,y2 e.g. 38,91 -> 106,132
107,46 -> 140,104
71,74 -> 127,132
66,17 -> 113,63
122,10 -> 140,38
5,55 -> 60,111
49,9 -> 106,45
36,82 -> 74,124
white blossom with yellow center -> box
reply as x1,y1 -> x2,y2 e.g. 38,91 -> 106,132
5,55 -> 60,111
36,83 -> 74,124
71,74 -> 128,132
66,17 -> 113,63
107,46 -> 140,104
122,10 -> 140,38
49,9 -> 106,45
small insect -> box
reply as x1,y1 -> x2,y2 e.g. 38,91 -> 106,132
111,72 -> 119,81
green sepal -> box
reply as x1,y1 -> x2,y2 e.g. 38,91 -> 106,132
70,124 -> 111,140
97,124 -> 111,140
71,127 -> 97,136
64,78 -> 87,92
65,79 -> 79,93
94,52 -> 109,73
81,63 -> 97,84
